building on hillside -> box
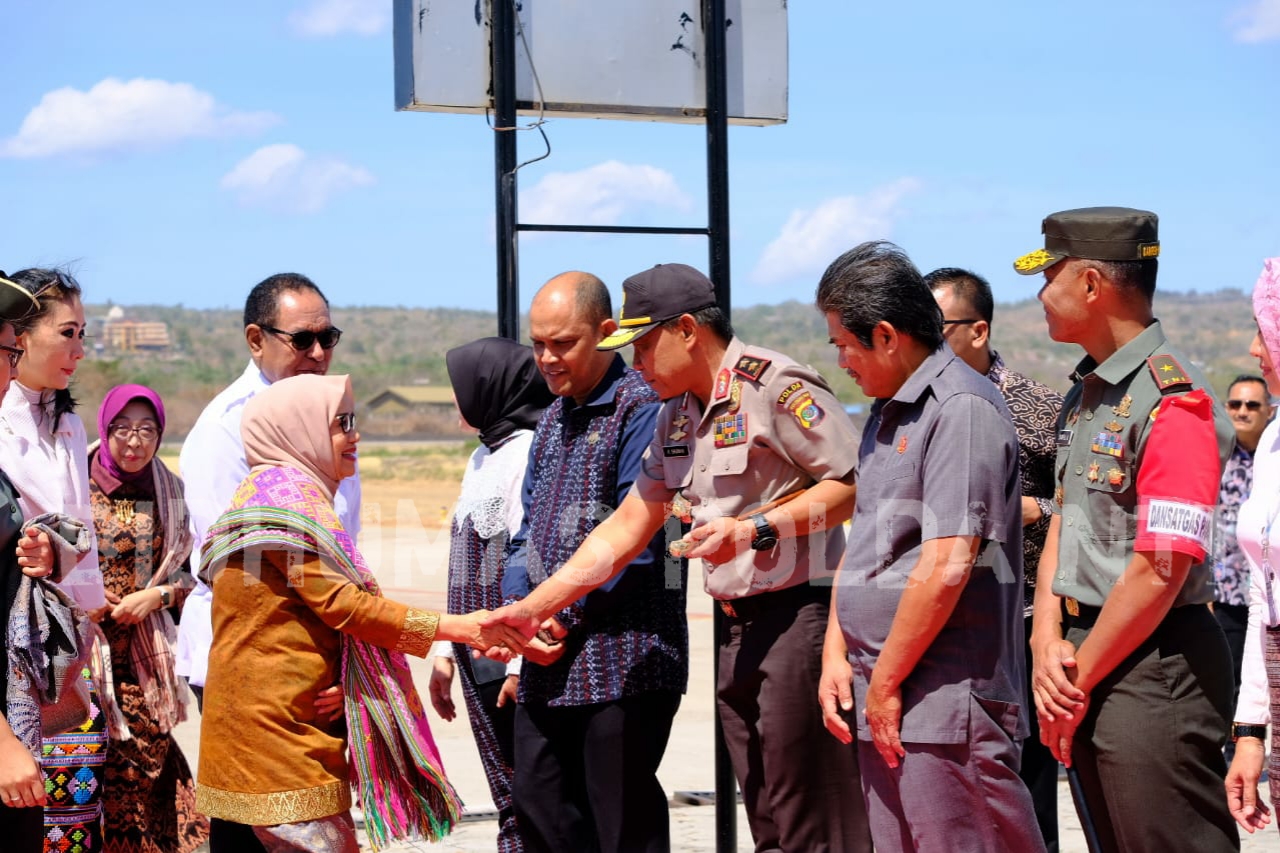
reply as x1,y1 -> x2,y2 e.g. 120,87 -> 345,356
103,319 -> 172,351
365,385 -> 455,415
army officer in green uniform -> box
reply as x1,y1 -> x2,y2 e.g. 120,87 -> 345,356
1018,207 -> 1239,852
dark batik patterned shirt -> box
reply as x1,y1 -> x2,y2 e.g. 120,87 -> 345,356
987,352 -> 1064,614
1213,442 -> 1254,607
503,356 -> 689,707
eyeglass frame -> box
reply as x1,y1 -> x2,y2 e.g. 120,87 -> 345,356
941,318 -> 981,327
0,344 -> 23,368
107,421 -> 160,443
1226,399 -> 1269,412
335,412 -> 357,434
258,324 -> 343,351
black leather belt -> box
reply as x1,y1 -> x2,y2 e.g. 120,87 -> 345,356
717,583 -> 831,622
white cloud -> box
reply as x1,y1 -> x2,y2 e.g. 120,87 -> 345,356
520,161 -> 694,226
0,78 -> 278,159
1230,0 -> 1280,42
220,144 -> 375,214
288,0 -> 389,37
751,179 -> 921,286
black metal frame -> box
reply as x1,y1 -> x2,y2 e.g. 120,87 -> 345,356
490,0 -> 737,849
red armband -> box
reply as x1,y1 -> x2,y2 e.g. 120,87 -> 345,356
1133,389 -> 1219,560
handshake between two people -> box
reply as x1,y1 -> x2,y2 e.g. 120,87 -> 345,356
450,607 -> 570,666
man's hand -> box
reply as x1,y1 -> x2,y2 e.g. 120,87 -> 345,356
818,655 -> 855,744
865,673 -> 906,768
1039,691 -> 1089,766
497,675 -> 519,708
444,610 -> 530,657
683,516 -> 752,566
0,730 -> 44,808
314,685 -> 344,723
480,603 -> 541,643
111,588 -> 164,625
523,617 -> 568,666
15,528 -> 54,579
1031,634 -> 1085,722
1225,737 -> 1273,833
428,657 -> 456,721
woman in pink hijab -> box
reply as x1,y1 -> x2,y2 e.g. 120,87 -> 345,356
1225,258 -> 1280,836
194,373 -> 526,853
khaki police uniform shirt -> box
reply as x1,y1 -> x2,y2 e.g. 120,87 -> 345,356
633,337 -> 859,599
1052,321 -> 1234,608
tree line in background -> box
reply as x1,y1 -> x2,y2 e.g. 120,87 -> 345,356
77,289 -> 1255,440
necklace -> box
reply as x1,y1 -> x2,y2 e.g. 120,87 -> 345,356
114,499 -> 136,525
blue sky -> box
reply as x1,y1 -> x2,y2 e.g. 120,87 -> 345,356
1,0 -> 1276,316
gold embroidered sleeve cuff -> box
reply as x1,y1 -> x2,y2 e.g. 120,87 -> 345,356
395,608 -> 438,657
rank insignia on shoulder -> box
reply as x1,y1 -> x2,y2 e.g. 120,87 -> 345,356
786,389 -> 825,428
1090,432 -> 1124,459
1146,354 -> 1193,392
713,412 -> 748,448
732,354 -> 771,382
715,369 -> 731,400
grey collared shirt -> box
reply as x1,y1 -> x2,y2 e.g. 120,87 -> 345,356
838,344 -> 1028,743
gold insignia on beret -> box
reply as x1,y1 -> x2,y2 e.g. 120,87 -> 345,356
1014,249 -> 1056,272
1139,243 -> 1160,259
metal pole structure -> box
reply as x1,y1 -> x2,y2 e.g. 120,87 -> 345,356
702,0 -> 736,850
492,0 -> 520,340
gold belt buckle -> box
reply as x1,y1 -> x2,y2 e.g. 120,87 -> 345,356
718,600 -> 737,618
1065,597 -> 1080,617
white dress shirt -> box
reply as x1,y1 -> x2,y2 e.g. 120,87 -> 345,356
0,381 -> 105,610
1234,418 -> 1280,725
173,361 -> 362,686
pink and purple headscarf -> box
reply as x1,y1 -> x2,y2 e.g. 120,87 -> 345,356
1252,259 -> 1280,367
95,383 -> 166,487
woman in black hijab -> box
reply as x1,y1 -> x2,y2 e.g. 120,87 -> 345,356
428,337 -> 553,853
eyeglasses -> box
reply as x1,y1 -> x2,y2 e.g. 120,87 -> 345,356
335,412 -> 357,434
0,344 -> 23,368
1227,399 -> 1267,412
941,319 -> 980,327
108,422 -> 159,442
259,325 -> 343,351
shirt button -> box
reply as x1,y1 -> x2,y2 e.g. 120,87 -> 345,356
1084,412 -> 1093,421
1057,572 -> 1065,580
1075,465 -> 1083,475
1067,517 -> 1074,526
699,465 -> 707,472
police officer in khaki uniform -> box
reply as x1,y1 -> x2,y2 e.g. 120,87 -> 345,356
487,264 -> 871,852
1019,208 -> 1239,852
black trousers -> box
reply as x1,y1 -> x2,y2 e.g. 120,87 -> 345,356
1021,614 -> 1060,853
513,691 -> 680,853
717,589 -> 871,853
0,804 -> 42,853
1065,604 -> 1238,853
209,817 -> 269,853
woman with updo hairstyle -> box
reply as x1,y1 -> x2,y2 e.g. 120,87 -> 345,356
0,268 -> 108,851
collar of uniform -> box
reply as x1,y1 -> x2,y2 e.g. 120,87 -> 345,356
562,353 -> 628,415
1070,320 -> 1167,387
887,342 -> 954,406
700,337 -> 749,423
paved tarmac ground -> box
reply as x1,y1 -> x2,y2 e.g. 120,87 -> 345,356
176,534 -> 1277,852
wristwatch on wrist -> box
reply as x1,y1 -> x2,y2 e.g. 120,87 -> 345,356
749,514 -> 779,551
159,586 -> 172,608
1231,723 -> 1268,742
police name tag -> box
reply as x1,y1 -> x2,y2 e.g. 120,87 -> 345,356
663,445 -> 690,458
1057,428 -> 1073,447
1143,499 -> 1213,550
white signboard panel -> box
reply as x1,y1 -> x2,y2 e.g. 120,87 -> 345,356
394,0 -> 787,126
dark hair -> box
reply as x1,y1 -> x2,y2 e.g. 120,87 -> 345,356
1080,259 -> 1158,301
815,241 -> 943,350
243,273 -> 329,329
1229,374 -> 1268,397
571,273 -> 612,326
7,267 -> 83,430
663,305 -> 735,343
923,267 -> 994,325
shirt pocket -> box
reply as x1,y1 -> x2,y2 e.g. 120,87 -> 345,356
711,445 -> 750,477
663,453 -> 694,490
1083,456 -> 1136,541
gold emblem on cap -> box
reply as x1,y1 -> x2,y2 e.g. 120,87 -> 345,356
1014,248 -> 1056,272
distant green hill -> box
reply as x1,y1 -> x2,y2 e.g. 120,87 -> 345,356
77,288 -> 1256,439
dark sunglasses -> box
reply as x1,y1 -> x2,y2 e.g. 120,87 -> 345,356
941,318 -> 980,327
0,343 -> 23,368
33,270 -> 79,300
260,325 -> 343,351
1227,399 -> 1267,412
335,412 -> 357,433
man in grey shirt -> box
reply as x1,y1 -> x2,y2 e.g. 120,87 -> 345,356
816,242 -> 1043,852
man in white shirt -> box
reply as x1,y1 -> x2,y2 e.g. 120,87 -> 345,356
174,273 -> 362,705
